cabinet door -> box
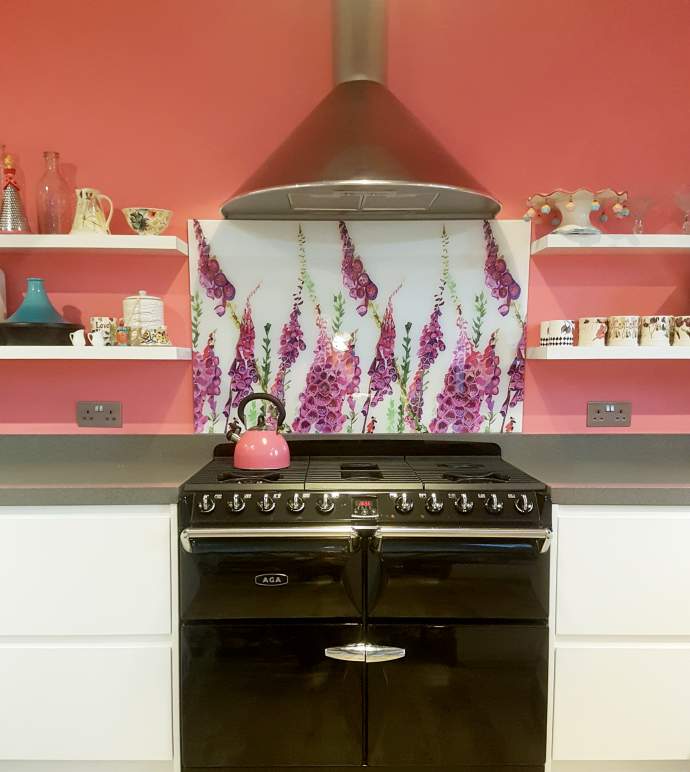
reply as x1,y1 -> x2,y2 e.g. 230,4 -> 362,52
367,624 -> 547,766
557,509 -> 690,636
0,510 -> 171,636
553,647 -> 690,760
181,622 -> 363,768
0,645 -> 172,760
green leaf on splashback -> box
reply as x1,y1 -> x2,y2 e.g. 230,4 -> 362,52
396,322 -> 413,433
246,401 -> 258,429
191,291 -> 203,349
386,398 -> 397,432
260,323 -> 272,392
472,291 -> 487,347
332,292 -> 346,335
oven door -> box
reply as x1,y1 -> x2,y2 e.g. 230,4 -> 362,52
181,622 -> 364,768
180,526 -> 363,620
366,623 -> 548,767
368,528 -> 550,620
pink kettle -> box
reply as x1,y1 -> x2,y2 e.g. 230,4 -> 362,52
227,393 -> 291,470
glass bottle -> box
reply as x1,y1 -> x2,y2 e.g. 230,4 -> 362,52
37,151 -> 71,234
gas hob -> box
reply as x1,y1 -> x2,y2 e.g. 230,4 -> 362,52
182,439 -> 549,530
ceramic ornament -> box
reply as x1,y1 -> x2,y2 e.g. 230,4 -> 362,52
523,188 -> 628,234
0,154 -> 31,233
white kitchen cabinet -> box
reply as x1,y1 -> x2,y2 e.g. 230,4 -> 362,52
553,646 -> 690,761
556,508 -> 690,636
551,505 -> 690,768
0,510 -> 171,636
0,504 -> 177,769
0,644 -> 172,761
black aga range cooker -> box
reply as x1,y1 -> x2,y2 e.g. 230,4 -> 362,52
179,438 -> 551,772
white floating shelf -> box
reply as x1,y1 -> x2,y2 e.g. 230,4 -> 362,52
527,346 -> 690,361
531,233 -> 690,257
0,233 -> 188,256
0,346 -> 192,361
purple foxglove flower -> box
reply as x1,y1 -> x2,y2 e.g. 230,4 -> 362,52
500,326 -> 526,428
292,317 -> 361,433
339,221 -> 378,316
366,296 -> 398,408
192,332 -> 222,432
406,296 -> 446,429
193,219 -> 236,316
224,300 -> 259,416
483,220 -> 521,317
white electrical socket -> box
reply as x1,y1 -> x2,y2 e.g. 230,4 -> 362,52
76,401 -> 123,428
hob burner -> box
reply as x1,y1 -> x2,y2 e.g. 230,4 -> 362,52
217,469 -> 284,484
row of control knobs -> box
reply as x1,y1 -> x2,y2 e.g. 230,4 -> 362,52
395,492 -> 533,515
199,492 -> 328,515
199,492 -> 534,516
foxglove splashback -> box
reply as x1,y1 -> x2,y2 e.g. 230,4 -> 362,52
189,220 -> 530,434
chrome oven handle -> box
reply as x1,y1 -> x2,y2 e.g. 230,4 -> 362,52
376,526 -> 552,554
180,526 -> 356,553
325,643 -> 406,663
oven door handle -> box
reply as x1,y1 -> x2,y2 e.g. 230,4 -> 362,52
375,526 -> 552,554
325,643 -> 406,663
180,526 -> 357,553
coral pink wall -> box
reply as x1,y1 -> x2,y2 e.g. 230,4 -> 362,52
2,0 -> 689,434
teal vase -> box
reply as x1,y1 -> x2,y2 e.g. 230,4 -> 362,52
7,277 -> 66,324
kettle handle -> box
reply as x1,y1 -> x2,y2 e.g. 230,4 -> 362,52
237,392 -> 287,428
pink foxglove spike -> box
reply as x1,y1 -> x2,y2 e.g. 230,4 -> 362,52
0,155 -> 31,233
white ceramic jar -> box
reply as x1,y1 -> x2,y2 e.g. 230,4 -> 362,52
123,290 -> 164,330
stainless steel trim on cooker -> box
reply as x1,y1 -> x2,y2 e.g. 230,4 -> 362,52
324,643 -> 406,663
179,525 -> 357,552
180,526 -> 552,553
376,526 -> 552,553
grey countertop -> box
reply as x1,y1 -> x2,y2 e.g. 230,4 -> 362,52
0,434 -> 689,507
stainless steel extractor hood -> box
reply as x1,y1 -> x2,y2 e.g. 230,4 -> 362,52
220,0 -> 500,220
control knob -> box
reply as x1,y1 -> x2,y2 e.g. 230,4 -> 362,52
199,494 -> 216,513
425,493 -> 444,515
257,493 -> 276,514
454,493 -> 474,515
394,493 -> 414,514
286,493 -> 305,514
226,493 -> 246,514
484,493 -> 504,515
514,493 -> 534,515
316,493 -> 335,515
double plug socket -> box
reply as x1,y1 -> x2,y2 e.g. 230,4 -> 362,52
587,401 -> 631,428
76,401 -> 123,428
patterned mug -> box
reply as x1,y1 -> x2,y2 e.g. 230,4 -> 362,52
607,316 -> 640,347
130,325 -> 171,346
578,317 -> 607,347
672,316 -> 690,346
546,319 -> 575,346
639,315 -> 672,346
89,316 -> 116,346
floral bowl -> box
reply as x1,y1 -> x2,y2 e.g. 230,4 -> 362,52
122,208 -> 172,236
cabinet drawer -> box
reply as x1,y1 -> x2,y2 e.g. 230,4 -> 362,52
0,512 -> 171,636
0,645 -> 172,760
557,510 -> 690,635
553,646 -> 690,760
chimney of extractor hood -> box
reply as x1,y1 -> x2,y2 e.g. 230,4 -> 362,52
220,0 -> 501,221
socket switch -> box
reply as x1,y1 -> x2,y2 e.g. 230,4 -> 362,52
587,401 -> 631,428
76,401 -> 122,428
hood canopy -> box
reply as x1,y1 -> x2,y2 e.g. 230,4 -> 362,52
220,1 -> 500,220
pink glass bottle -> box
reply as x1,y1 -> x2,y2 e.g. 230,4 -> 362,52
37,151 -> 71,234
